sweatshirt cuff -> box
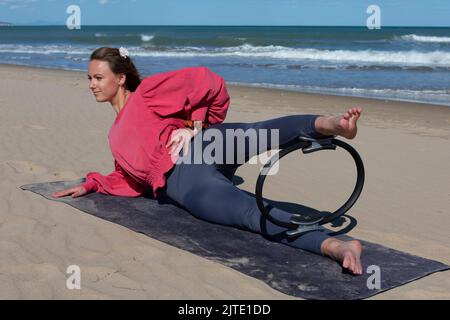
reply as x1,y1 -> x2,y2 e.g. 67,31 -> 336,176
81,179 -> 98,193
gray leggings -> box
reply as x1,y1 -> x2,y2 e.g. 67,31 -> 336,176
163,115 -> 331,255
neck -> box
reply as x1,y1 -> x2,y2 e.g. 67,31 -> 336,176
111,88 -> 131,115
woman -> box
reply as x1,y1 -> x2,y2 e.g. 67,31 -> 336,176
53,47 -> 364,275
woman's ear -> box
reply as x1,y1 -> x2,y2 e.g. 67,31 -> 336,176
118,73 -> 127,87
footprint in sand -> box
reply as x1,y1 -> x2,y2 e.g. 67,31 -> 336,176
24,124 -> 47,130
52,171 -> 80,180
5,160 -> 49,174
4,161 -> 81,179
11,124 -> 47,130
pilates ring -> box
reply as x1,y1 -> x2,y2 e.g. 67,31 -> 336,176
255,136 -> 365,238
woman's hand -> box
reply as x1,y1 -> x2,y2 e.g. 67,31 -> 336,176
166,128 -> 195,158
52,185 -> 88,199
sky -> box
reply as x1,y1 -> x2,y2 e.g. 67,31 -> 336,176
0,0 -> 449,26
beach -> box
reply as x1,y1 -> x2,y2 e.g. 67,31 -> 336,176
0,63 -> 449,299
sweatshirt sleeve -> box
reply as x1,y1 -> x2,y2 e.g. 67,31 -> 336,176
81,160 -> 145,197
140,66 -> 230,125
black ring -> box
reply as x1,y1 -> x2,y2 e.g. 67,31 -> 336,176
255,137 -> 365,234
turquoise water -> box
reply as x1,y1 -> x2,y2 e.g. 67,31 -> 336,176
1,26 -> 450,106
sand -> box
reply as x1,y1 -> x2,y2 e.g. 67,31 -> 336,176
0,64 -> 449,299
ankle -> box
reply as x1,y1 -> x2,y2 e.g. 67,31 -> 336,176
314,116 -> 334,136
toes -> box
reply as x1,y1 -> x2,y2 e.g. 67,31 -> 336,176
350,257 -> 356,273
343,256 -> 362,275
347,108 -> 358,119
351,107 -> 362,116
356,264 -> 362,275
355,264 -> 361,275
343,256 -> 350,268
344,256 -> 359,275
350,111 -> 360,123
346,254 -> 359,274
343,255 -> 357,273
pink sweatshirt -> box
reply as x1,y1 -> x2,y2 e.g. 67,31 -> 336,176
81,66 -> 230,198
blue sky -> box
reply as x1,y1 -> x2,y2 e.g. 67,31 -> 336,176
0,0 -> 449,26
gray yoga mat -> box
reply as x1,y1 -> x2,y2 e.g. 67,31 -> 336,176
21,179 -> 449,300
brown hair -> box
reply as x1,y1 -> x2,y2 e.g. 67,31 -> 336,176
90,47 -> 142,92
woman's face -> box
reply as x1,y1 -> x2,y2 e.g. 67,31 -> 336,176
88,59 -> 123,102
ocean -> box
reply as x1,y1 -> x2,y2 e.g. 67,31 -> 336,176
1,25 -> 450,106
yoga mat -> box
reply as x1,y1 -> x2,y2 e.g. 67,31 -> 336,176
21,179 -> 449,300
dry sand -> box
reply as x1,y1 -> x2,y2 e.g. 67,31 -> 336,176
0,64 -> 449,299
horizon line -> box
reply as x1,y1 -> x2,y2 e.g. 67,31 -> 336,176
2,24 -> 450,28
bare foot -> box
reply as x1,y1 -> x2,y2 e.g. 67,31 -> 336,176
320,238 -> 363,275
315,107 -> 363,139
